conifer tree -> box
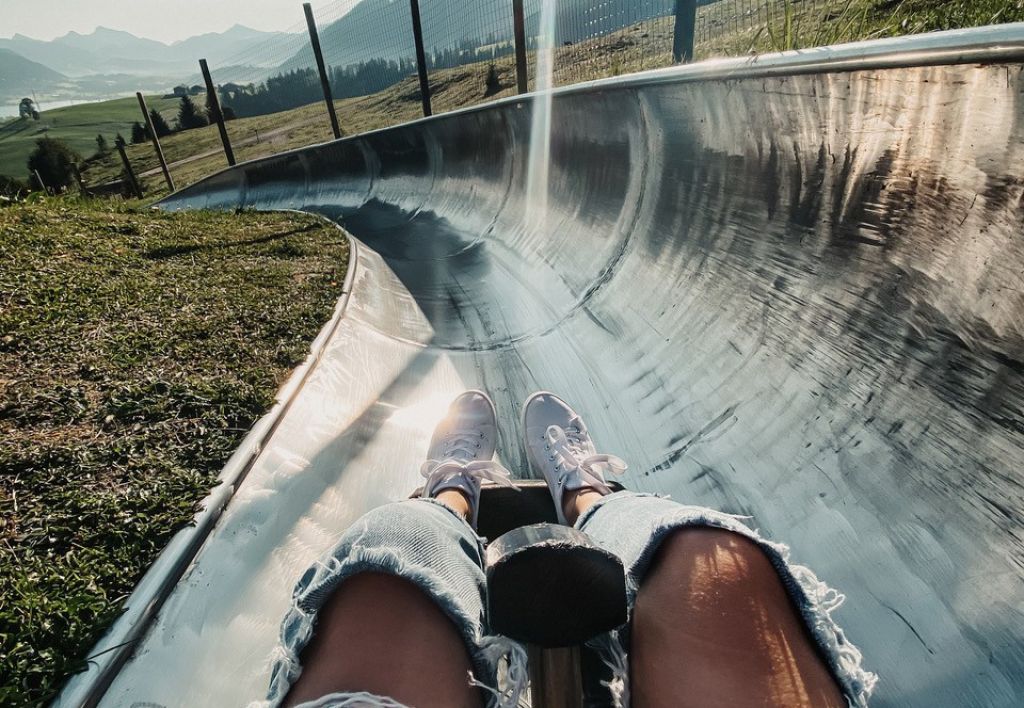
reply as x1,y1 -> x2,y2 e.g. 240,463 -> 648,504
149,109 -> 173,137
176,95 -> 209,131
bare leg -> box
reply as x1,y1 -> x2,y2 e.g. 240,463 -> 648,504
566,492 -> 844,708
563,488 -> 604,526
631,528 -> 845,707
285,490 -> 481,708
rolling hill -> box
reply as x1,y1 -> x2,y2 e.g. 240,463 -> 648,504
0,94 -> 180,179
0,49 -> 67,99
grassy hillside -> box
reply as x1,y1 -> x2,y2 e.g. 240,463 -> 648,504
0,95 -> 179,180
5,0 -> 1021,190
0,197 -> 350,705
77,0 -> 1024,196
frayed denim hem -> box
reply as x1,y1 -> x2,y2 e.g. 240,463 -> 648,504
578,491 -> 879,708
292,691 -> 409,707
250,498 -> 527,708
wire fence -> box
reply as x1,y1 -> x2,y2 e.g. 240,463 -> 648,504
102,0 -> 1018,196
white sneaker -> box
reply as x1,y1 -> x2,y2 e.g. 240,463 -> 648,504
420,390 -> 515,529
521,391 -> 627,525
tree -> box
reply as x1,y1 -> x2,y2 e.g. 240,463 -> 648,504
19,98 -> 39,120
27,137 -> 81,190
131,121 -> 148,144
222,105 -> 237,121
95,134 -> 110,156
149,109 -> 173,137
176,95 -> 208,131
114,133 -> 127,149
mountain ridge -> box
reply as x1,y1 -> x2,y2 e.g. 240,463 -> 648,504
0,24 -> 292,80
0,48 -> 68,101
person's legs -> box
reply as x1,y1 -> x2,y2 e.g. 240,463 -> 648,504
524,393 -> 874,707
261,392 -> 524,708
284,491 -> 483,708
564,489 -> 844,705
574,491 -> 876,707
629,527 -> 844,708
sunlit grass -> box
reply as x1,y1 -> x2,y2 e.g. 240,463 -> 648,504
0,196 -> 349,705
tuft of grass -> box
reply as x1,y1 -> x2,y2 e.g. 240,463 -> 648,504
755,0 -> 1024,53
876,0 -> 1024,35
0,196 -> 349,705
760,0 -> 883,52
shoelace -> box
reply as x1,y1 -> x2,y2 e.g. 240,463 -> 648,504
546,417 -> 626,492
420,431 -> 514,491
419,457 -> 515,491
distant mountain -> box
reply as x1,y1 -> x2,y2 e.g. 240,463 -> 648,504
0,34 -> 100,77
0,48 -> 67,97
0,25 -> 289,79
171,25 -> 293,67
58,26 -> 168,58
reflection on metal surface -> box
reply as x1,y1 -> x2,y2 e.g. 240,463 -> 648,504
66,26 -> 1024,708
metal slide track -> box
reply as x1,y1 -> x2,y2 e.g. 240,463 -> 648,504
60,25 -> 1024,707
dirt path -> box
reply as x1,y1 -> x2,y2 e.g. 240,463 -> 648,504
139,119 -> 316,177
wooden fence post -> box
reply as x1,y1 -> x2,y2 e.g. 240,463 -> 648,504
70,163 -> 89,197
200,59 -> 236,166
512,0 -> 528,94
409,0 -> 432,117
115,141 -> 144,199
304,2 -> 342,140
137,92 -> 175,192
673,0 -> 698,64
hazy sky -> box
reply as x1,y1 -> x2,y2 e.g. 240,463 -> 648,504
1,0 -> 340,43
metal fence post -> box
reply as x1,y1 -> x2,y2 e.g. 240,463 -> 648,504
409,0 -> 432,116
304,2 -> 342,140
512,0 -> 529,94
137,92 -> 175,192
200,59 -> 236,166
673,0 -> 698,63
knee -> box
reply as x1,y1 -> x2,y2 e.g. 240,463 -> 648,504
645,527 -> 776,593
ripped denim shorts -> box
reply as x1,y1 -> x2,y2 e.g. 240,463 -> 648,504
250,492 -> 877,708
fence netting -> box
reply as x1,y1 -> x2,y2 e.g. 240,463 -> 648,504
211,11 -> 334,168
122,0 -> 1024,193
184,1 -> 845,171
421,0 -> 519,113
312,0 -> 422,131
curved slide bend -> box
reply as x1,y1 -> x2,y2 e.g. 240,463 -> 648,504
63,27 -> 1024,708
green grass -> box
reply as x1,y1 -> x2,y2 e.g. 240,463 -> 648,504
0,197 -> 349,705
0,95 -> 180,181
751,0 -> 1024,53
78,65 -> 504,193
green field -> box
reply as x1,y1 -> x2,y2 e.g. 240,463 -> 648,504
0,95 -> 180,180
0,197 -> 350,704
